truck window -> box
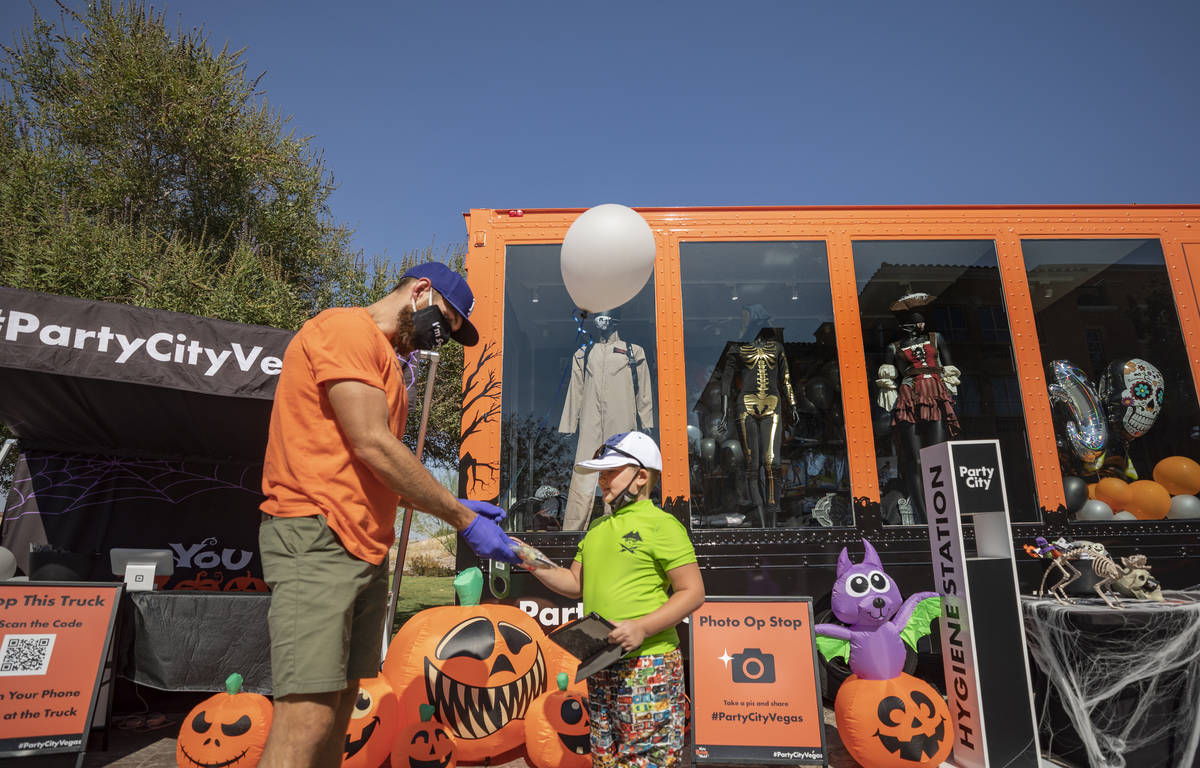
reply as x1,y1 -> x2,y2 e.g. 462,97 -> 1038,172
679,240 -> 850,530
499,244 -> 658,532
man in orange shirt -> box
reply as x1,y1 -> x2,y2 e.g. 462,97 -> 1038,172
256,262 -> 520,768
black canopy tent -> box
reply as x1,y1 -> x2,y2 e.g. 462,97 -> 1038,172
0,286 -> 294,589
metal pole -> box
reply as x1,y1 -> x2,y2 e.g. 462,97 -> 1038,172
0,438 -> 16,467
384,350 -> 439,650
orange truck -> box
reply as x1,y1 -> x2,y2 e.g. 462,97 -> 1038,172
454,205 -> 1200,627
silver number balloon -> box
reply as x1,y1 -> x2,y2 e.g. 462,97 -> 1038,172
1048,360 -> 1108,464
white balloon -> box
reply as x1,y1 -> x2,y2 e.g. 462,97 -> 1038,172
0,547 -> 15,580
1168,494 -> 1200,519
1113,510 -> 1139,521
1076,499 -> 1114,520
560,204 -> 655,313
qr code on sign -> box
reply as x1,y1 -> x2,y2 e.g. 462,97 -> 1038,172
0,634 -> 56,676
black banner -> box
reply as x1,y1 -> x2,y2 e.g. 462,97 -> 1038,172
0,287 -> 292,461
0,289 -> 292,588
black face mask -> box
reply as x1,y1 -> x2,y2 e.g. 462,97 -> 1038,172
411,304 -> 450,350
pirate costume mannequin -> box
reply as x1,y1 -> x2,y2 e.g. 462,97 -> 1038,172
721,327 -> 799,527
876,293 -> 961,523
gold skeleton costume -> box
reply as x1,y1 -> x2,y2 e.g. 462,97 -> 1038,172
721,333 -> 798,526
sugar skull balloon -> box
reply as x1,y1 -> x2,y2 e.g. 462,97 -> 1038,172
1099,358 -> 1164,441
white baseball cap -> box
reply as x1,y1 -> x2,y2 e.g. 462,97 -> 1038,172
575,431 -> 663,473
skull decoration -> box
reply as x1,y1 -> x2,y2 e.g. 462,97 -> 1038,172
1099,358 -> 1164,441
1112,555 -> 1164,601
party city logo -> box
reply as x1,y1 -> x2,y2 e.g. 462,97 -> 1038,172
0,308 -> 282,377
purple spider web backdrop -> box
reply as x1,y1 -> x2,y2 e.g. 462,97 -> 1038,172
2,450 -> 266,590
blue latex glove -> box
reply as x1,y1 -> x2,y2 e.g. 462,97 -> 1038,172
459,499 -> 507,523
461,517 -> 521,564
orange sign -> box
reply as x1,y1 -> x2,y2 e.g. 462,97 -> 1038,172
689,598 -> 826,765
0,582 -> 123,758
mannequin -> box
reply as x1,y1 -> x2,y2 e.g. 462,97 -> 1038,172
558,312 -> 654,529
875,294 -> 961,523
721,327 -> 799,527
693,370 -> 749,512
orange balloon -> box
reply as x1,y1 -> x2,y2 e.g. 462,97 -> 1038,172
1126,480 -> 1171,520
1152,456 -> 1200,496
1095,477 -> 1134,513
1087,483 -> 1097,499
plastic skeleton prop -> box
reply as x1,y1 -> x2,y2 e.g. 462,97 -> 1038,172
1026,537 -> 1147,608
1025,536 -> 1082,603
1112,554 -> 1163,601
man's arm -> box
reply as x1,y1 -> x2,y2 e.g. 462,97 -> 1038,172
527,559 -> 583,600
327,379 -> 473,530
608,562 -> 705,652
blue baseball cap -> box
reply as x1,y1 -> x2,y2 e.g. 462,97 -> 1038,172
402,262 -> 479,346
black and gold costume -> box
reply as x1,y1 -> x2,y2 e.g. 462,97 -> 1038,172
722,332 -> 798,526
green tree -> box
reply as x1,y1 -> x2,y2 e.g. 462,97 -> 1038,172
0,1 -> 470,492
0,0 -> 362,327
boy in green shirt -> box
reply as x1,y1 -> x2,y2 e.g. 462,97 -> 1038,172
527,431 -> 705,768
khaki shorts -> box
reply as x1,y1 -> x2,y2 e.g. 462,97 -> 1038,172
259,514 -> 388,697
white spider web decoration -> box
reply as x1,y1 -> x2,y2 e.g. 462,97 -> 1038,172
1022,593 -> 1200,768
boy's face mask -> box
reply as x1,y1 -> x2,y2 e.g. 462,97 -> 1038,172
411,291 -> 450,350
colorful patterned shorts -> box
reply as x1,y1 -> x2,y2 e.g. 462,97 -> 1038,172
588,648 -> 686,768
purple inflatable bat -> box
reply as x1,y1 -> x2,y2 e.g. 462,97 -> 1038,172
815,539 -> 939,680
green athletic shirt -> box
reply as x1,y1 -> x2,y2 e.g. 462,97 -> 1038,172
574,498 -> 698,656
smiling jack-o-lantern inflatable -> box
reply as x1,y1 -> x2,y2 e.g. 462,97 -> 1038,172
382,569 -> 549,763
176,673 -> 272,768
342,675 -> 399,768
834,673 -> 952,767
524,673 -> 591,768
393,704 -> 457,768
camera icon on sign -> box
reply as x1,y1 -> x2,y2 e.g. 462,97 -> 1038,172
731,648 -> 775,684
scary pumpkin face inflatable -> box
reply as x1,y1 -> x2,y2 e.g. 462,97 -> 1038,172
834,673 -> 952,768
381,586 -> 549,763
342,675 -> 399,768
392,704 -> 457,768
176,673 -> 272,768
524,673 -> 591,768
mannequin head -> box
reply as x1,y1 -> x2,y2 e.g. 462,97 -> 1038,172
889,292 -> 936,341
739,304 -> 771,340
590,311 -> 619,341
898,311 -> 925,339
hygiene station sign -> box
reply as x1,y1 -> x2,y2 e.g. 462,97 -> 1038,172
689,597 -> 825,765
0,582 -> 123,759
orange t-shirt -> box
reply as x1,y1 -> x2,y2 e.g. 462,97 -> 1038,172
261,307 -> 408,564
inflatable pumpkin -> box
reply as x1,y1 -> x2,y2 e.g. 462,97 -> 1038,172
381,568 -> 549,763
342,675 -> 399,768
176,673 -> 272,768
834,673 -> 952,768
524,673 -> 591,768
392,703 -> 456,768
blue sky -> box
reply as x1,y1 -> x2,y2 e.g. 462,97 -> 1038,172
3,1 -> 1198,263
